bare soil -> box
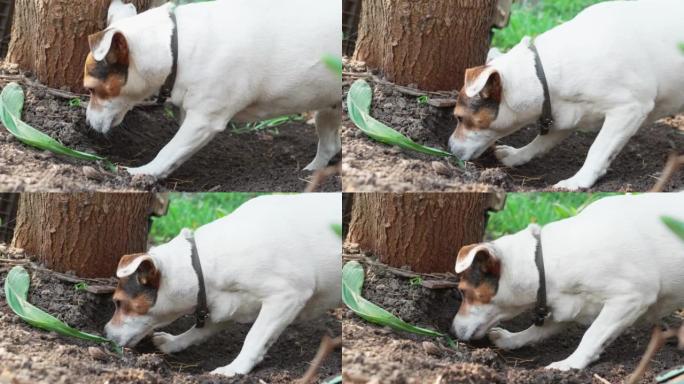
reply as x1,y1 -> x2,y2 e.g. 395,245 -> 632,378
342,257 -> 684,384
342,66 -> 684,192
0,69 -> 341,192
0,254 -> 341,384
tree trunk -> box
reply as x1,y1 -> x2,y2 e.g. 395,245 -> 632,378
12,193 -> 158,278
353,0 -> 498,91
7,0 -> 155,92
347,192 -> 505,273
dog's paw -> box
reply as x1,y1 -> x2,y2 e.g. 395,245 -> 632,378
125,166 -> 159,178
494,145 -> 526,167
210,366 -> 239,378
553,177 -> 591,191
303,159 -> 327,171
546,359 -> 581,371
487,327 -> 518,350
152,332 -> 183,354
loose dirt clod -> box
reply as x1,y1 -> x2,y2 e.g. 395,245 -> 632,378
342,67 -> 684,192
342,257 -> 683,384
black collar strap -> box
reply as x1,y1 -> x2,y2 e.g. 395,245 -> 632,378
183,230 -> 209,328
530,42 -> 553,136
533,230 -> 550,326
158,7 -> 178,104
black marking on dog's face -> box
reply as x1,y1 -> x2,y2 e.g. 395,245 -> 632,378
89,58 -> 129,82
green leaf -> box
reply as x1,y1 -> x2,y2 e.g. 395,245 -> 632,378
4,266 -> 121,353
324,376 -> 342,384
662,216 -> 684,242
0,83 -> 115,171
322,54 -> 342,77
342,261 -> 448,339
331,224 -> 342,238
347,80 -> 463,165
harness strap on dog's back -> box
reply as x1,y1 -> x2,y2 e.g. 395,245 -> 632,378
533,230 -> 550,327
530,42 -> 553,136
183,229 -> 210,328
158,5 -> 179,104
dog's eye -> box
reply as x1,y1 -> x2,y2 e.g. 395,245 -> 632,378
113,299 -> 121,308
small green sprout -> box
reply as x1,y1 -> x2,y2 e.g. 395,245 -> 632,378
409,276 -> 423,286
68,98 -> 82,108
74,282 -> 89,292
416,95 -> 429,105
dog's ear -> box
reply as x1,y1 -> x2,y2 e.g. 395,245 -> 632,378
116,254 -> 159,287
455,244 -> 499,275
89,29 -> 129,65
107,0 -> 138,26
464,66 -> 502,102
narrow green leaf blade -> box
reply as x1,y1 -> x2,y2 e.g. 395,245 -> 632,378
347,79 -> 462,165
662,216 -> 684,241
4,266 -> 121,353
342,261 -> 445,338
0,83 -> 116,171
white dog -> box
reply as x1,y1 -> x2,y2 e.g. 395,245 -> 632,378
448,0 -> 684,190
104,193 -> 342,377
84,0 -> 341,178
452,193 -> 684,370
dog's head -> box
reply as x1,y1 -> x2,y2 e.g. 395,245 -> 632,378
448,66 -> 507,160
83,2 -> 143,133
105,253 -> 166,347
451,243 -> 505,340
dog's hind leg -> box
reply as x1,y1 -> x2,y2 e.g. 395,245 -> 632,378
554,103 -> 652,190
152,321 -> 228,354
487,321 -> 567,350
304,105 -> 341,171
495,129 -> 573,167
546,295 -> 652,371
211,291 -> 312,377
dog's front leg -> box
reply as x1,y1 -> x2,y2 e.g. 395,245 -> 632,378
211,293 -> 311,377
126,111 -> 228,178
153,322 -> 227,354
488,321 -> 566,350
554,104 -> 651,190
304,105 -> 341,171
547,296 -> 651,370
495,129 -> 572,167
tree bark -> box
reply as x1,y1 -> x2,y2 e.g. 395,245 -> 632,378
353,0 -> 498,91
347,192 -> 505,273
12,193 -> 158,278
7,0 -> 155,92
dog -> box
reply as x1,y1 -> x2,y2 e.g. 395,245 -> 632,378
451,193 -> 684,370
448,0 -> 684,190
84,0 -> 341,179
104,193 -> 342,377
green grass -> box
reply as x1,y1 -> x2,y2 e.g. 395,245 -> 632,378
492,0 -> 606,50
486,192 -> 616,239
149,193 -> 265,244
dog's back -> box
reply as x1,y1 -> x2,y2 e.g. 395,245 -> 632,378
543,193 -> 684,320
537,0 -> 684,119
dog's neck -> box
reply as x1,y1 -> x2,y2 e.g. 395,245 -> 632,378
491,42 -> 549,131
491,225 -> 543,310
114,5 -> 177,98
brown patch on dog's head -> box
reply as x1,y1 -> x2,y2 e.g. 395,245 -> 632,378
109,254 -> 160,326
451,66 -> 502,138
455,244 -> 501,316
83,30 -> 129,100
